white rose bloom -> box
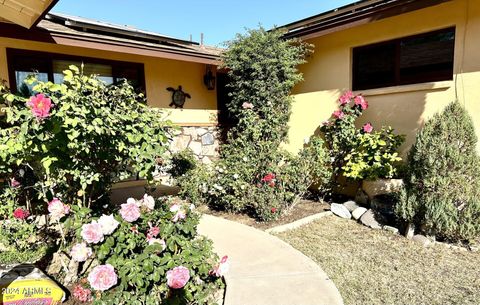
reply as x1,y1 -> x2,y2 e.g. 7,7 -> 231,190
98,214 -> 119,235
141,194 -> 155,211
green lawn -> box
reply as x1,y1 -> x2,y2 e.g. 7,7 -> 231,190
277,216 -> 480,305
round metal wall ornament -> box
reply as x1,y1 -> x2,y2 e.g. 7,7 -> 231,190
167,85 -> 191,108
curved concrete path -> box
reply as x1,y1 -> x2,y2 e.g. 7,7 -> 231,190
198,214 -> 344,305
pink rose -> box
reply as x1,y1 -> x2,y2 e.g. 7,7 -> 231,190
98,214 -> 119,235
81,221 -> 104,244
172,210 -> 186,223
339,91 -> 353,105
87,264 -> 118,291
242,102 -> 254,109
70,243 -> 93,262
332,110 -> 345,120
169,203 -> 180,213
210,255 -> 230,277
27,93 -> 52,118
120,199 -> 141,222
146,223 -> 160,241
48,198 -> 70,220
13,208 -> 30,220
73,285 -> 92,302
354,95 -> 368,110
166,266 -> 190,289
363,123 -> 373,133
10,178 -> 20,188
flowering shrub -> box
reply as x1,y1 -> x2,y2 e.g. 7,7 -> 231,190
63,195 -> 223,304
172,29 -> 331,221
321,91 -> 404,181
0,66 -> 171,262
0,68 -> 225,304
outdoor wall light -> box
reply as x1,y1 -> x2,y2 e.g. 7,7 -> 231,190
203,65 -> 216,90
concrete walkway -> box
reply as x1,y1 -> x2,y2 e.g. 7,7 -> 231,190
198,214 -> 344,305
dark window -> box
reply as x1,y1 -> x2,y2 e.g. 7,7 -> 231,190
352,27 -> 455,90
7,49 -> 145,96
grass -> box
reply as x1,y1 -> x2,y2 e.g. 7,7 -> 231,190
277,216 -> 480,305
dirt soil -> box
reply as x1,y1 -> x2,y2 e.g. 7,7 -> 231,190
198,199 -> 330,230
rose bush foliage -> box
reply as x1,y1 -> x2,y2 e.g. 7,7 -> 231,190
66,196 -> 223,305
0,68 -> 226,304
0,66 -> 172,215
172,28 -> 332,221
321,91 -> 405,181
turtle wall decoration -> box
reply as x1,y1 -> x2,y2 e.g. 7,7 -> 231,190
167,86 -> 191,108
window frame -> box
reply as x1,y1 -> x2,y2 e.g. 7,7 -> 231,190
352,27 -> 456,91
6,48 -> 146,93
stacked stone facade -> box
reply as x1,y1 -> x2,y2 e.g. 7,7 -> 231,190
169,126 -> 220,164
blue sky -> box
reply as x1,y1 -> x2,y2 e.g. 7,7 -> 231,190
52,0 -> 355,46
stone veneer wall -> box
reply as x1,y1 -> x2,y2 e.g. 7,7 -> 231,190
169,126 -> 221,164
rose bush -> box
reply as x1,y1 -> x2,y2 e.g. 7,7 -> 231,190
0,67 -> 227,304
171,29 -> 331,221
65,195 -> 224,305
321,91 -> 405,182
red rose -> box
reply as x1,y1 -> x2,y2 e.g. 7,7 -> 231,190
13,208 -> 30,220
271,208 -> 277,213
261,173 -> 276,183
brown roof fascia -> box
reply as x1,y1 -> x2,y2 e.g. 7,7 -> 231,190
0,23 -> 221,65
282,0 -> 452,40
31,0 -> 60,28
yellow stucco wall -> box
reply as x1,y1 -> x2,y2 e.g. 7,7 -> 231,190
0,37 -> 218,125
288,0 -> 480,155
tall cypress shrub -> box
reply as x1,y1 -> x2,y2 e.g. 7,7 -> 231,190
395,102 -> 480,242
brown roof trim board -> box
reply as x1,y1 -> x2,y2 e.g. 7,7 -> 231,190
281,0 -> 453,40
31,0 -> 60,28
0,22 -> 222,65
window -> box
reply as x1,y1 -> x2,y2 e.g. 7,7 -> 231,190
7,49 -> 145,95
352,27 -> 455,90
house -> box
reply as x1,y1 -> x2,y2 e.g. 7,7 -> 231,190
281,0 -> 480,155
0,0 -> 225,185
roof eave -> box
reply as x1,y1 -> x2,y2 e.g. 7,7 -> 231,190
282,0 -> 453,40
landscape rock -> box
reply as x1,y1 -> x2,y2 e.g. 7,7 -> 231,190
383,225 -> 399,234
359,209 -> 382,229
352,207 -> 367,220
355,189 -> 369,206
46,252 -> 69,275
343,200 -> 360,212
412,234 -> 432,247
405,223 -> 415,239
330,203 -> 352,219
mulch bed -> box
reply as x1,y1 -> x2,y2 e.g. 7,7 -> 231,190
198,199 -> 330,230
